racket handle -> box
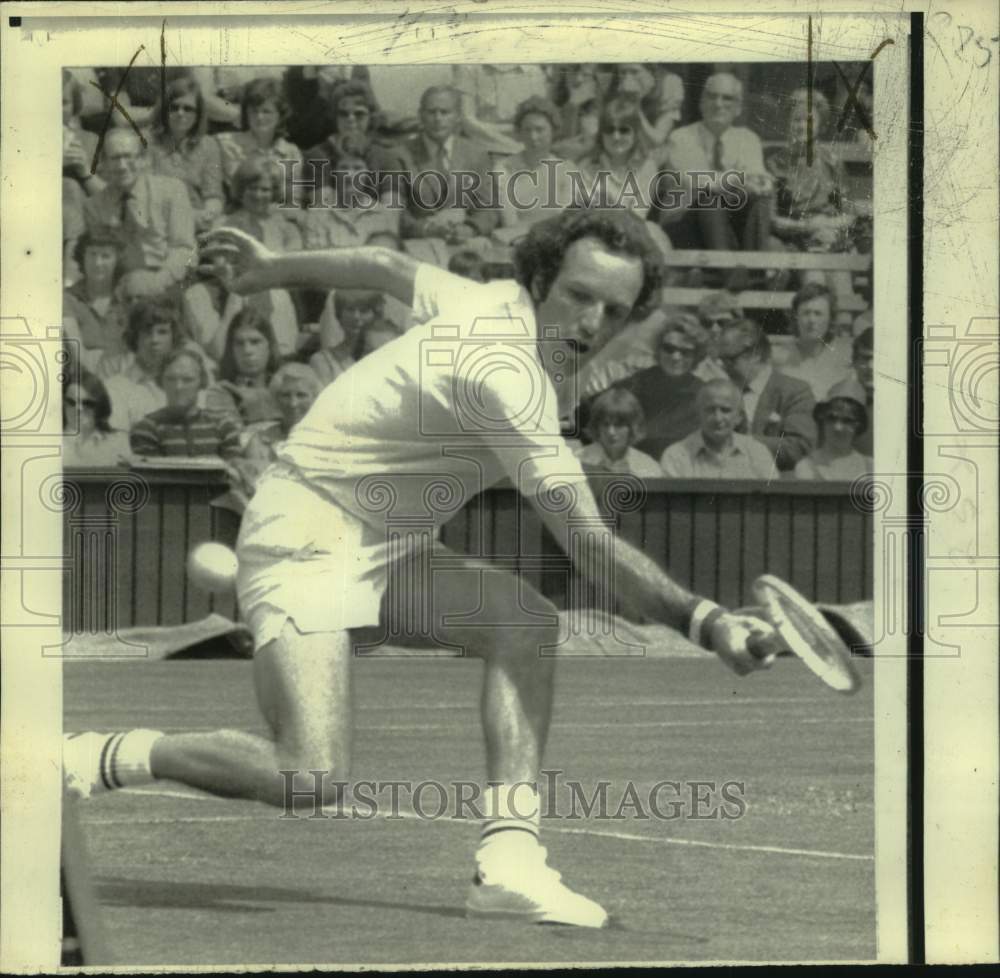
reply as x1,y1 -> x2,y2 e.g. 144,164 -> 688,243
748,630 -> 784,664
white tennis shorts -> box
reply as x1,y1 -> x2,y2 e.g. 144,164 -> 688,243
235,462 -> 426,649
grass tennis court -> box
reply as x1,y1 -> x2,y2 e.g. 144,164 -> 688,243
65,654 -> 875,966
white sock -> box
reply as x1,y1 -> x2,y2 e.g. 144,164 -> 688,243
100,729 -> 164,790
479,781 -> 541,849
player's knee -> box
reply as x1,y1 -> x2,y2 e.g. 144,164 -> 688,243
266,750 -> 351,811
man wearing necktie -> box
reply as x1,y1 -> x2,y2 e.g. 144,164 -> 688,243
653,73 -> 773,262
83,129 -> 196,299
401,86 -> 498,249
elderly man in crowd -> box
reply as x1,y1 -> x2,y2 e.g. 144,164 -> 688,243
82,129 -> 196,299
653,72 -> 772,270
400,86 -> 499,248
661,378 -> 777,479
716,318 -> 816,472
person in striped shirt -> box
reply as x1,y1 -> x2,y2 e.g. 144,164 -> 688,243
129,349 -> 243,460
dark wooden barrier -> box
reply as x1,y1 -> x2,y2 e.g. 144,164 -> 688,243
61,469 -> 872,634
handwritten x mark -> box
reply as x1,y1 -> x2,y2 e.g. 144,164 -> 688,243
87,46 -> 148,176
832,39 -> 894,143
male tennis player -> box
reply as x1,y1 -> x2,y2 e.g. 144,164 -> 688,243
65,209 -> 776,928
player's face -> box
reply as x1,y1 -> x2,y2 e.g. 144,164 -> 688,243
83,244 -> 118,285
658,329 -> 698,378
517,112 -> 554,155
136,322 -> 175,370
247,100 -> 280,140
421,92 -> 459,142
699,390 -> 740,444
232,326 -> 270,377
336,96 -> 372,136
275,380 -> 316,428
534,237 -> 644,370
796,296 -> 831,343
162,356 -> 203,410
597,419 -> 631,460
701,76 -> 741,130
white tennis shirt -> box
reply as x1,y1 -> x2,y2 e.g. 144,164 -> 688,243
277,264 -> 589,530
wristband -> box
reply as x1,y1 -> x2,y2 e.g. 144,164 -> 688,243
687,599 -> 725,649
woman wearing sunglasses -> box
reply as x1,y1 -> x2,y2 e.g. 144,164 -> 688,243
146,76 -> 225,232
62,369 -> 131,468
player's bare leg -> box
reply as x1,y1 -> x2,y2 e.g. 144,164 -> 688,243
64,621 -> 353,812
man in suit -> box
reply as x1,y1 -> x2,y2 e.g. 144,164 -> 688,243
717,318 -> 816,472
83,129 -> 196,299
400,86 -> 499,246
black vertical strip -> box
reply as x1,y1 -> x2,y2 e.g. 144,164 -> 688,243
907,11 -> 926,966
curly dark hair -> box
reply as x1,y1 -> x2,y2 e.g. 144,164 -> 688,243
240,76 -> 290,134
124,297 -> 182,353
512,209 -> 664,319
814,395 -> 868,438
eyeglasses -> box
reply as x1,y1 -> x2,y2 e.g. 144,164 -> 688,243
65,394 -> 97,409
168,103 -> 198,114
660,343 -> 696,356
606,125 -> 634,136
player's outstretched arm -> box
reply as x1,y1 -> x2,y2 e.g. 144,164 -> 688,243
198,227 -> 420,306
532,483 -> 778,675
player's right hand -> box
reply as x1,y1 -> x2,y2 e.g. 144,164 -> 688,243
198,227 -> 275,295
706,612 -> 779,676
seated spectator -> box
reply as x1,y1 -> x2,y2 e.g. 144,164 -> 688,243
216,76 -> 304,208
771,283 -> 851,400
303,135 -> 400,250
794,396 -> 872,481
204,307 -> 283,425
693,291 -> 741,380
285,66 -> 373,151
82,129 -> 196,300
400,86 -> 498,246
146,76 -> 225,232
130,349 -> 243,459
181,248 -> 252,364
609,313 -> 707,460
216,158 -> 301,356
104,297 -> 181,431
661,379 -> 776,479
653,73 -> 773,266
187,66 -> 287,133
63,70 -> 103,198
62,230 -> 129,376
575,388 -> 662,478
497,96 -> 576,231
717,318 -> 817,472
765,92 -> 855,256
551,64 -> 609,161
310,290 -> 386,386
301,80 -> 410,205
451,64 -> 551,154
610,63 -> 685,149
233,363 -> 324,500
574,96 -> 664,219
447,249 -> 487,283
358,318 -> 404,356
827,327 -> 874,457
63,176 -> 87,285
62,370 -> 130,467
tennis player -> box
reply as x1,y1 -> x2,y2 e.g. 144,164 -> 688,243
65,209 -> 776,928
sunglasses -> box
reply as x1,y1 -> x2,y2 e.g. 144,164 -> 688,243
65,394 -> 97,409
606,125 -> 634,136
660,343 -> 696,356
169,103 -> 198,114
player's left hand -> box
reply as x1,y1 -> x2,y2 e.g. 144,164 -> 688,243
706,612 -> 781,676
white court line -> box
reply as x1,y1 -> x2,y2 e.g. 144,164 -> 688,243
357,717 -> 872,732
96,788 -> 873,863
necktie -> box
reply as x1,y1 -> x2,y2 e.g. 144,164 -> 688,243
119,191 -> 134,226
712,135 -> 725,173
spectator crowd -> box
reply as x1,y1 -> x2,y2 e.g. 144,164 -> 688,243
61,62 -> 876,489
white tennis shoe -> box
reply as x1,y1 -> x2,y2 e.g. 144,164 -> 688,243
465,835 -> 608,928
63,732 -> 120,800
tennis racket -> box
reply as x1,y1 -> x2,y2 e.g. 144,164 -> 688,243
748,574 -> 863,695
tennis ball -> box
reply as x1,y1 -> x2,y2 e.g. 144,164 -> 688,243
187,542 -> 238,595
